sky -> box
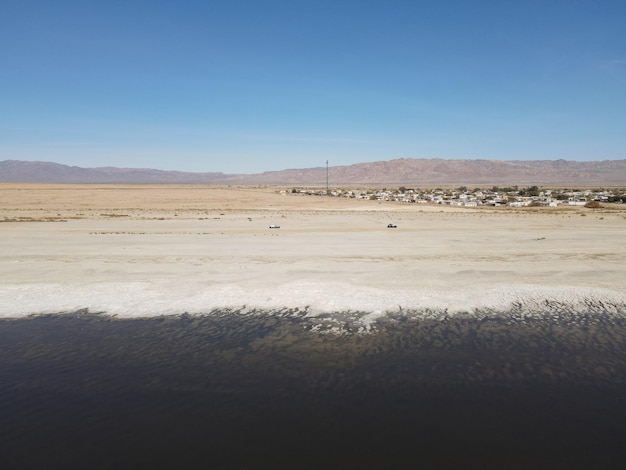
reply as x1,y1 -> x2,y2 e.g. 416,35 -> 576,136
1,0 -> 625,174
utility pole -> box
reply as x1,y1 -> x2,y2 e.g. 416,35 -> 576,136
326,160 -> 329,196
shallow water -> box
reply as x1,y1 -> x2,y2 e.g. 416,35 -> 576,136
2,309 -> 626,469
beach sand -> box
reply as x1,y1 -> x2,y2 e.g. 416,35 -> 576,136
1,183 -> 625,317
3,184 -> 626,469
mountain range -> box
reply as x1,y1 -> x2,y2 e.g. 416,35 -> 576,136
1,158 -> 625,186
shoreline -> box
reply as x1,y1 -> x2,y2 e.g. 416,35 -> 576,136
3,297 -> 626,468
2,184 -> 626,468
2,281 -> 625,322
2,184 -> 625,320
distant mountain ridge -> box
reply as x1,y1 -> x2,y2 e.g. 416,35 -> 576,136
0,160 -> 229,184
1,158 -> 626,186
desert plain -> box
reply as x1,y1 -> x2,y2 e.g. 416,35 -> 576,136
1,183 -> 625,317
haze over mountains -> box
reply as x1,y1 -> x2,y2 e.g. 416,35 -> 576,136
1,158 -> 626,186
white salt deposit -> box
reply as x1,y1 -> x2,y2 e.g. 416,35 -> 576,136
1,281 -> 625,322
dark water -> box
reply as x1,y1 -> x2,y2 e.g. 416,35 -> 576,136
2,308 -> 626,469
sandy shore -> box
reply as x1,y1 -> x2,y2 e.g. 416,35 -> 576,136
1,184 -> 625,317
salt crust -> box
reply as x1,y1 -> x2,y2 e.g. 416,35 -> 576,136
1,281 -> 625,322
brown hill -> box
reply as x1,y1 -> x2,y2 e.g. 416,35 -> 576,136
1,158 -> 625,186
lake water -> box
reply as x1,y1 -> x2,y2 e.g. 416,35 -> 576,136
2,307 -> 626,469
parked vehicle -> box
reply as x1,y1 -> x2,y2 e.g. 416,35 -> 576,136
387,224 -> 397,228
269,225 -> 280,229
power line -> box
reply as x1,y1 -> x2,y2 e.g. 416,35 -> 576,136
326,160 -> 329,196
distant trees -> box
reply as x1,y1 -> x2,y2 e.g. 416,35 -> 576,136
519,186 -> 540,197
608,194 -> 626,203
492,185 -> 519,193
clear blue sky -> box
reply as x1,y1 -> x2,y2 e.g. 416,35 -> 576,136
1,0 -> 625,174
